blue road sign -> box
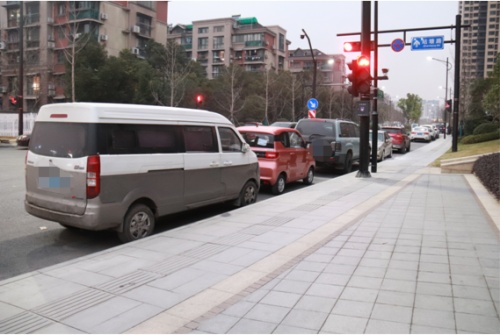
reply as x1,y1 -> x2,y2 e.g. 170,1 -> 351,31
307,98 -> 319,110
391,38 -> 405,52
411,36 -> 444,51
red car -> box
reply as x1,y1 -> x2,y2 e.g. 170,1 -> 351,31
380,126 -> 411,153
237,126 -> 316,195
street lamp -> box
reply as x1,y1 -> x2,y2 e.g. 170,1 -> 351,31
428,56 -> 452,139
301,29 -> 317,100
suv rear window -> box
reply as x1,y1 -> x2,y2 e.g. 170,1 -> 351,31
296,121 -> 336,137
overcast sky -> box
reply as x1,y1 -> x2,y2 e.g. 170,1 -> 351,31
168,0 -> 459,103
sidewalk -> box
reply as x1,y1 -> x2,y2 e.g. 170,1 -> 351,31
0,137 -> 498,334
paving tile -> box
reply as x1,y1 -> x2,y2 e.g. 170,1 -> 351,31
418,262 -> 450,274
222,300 -> 256,317
330,299 -> 374,318
417,271 -> 451,284
410,325 -> 456,334
123,285 -> 184,309
315,273 -> 351,286
331,255 -> 362,266
34,323 -> 86,334
285,269 -> 320,283
454,297 -> 498,317
347,276 -> 383,290
414,294 -> 453,312
294,295 -> 337,313
365,319 -> 410,334
412,308 -> 455,330
371,303 -> 412,323
245,289 -> 269,303
196,314 -> 240,334
388,260 -> 419,271
244,303 -> 290,324
305,283 -> 344,299
272,324 -> 316,334
294,261 -> 328,273
260,291 -> 302,308
353,266 -> 386,278
419,254 -> 449,264
455,312 -> 500,333
416,282 -> 452,297
451,274 -> 488,287
381,278 -> 417,294
420,247 -> 448,256
452,284 -> 492,300
321,315 -> 368,333
376,291 -> 414,307
228,318 -> 277,334
340,287 -> 378,303
385,268 -> 417,281
281,309 -> 328,331
272,279 -> 311,295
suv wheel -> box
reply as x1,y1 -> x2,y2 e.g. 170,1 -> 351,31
407,142 -> 411,152
400,145 -> 407,154
272,173 -> 286,195
342,152 -> 353,174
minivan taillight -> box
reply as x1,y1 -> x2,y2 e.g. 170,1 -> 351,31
86,155 -> 100,199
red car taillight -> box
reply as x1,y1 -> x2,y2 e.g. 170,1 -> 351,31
86,155 -> 100,199
265,152 -> 279,159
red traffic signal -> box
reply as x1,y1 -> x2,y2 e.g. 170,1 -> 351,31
344,41 -> 361,52
195,94 -> 203,105
445,99 -> 452,113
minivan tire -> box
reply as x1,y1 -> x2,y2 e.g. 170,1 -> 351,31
237,181 -> 258,206
272,174 -> 286,195
303,167 -> 314,185
118,204 -> 155,243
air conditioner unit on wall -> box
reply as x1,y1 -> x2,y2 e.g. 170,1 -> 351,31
0,42 -> 5,50
0,86 -> 7,93
132,25 -> 140,33
47,17 -> 54,24
100,13 -> 108,20
100,34 -> 108,41
47,42 -> 55,49
132,47 -> 140,55
48,84 -> 55,90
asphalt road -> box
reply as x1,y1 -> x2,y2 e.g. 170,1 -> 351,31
0,142 -> 426,281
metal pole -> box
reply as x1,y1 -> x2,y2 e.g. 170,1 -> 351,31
301,29 -> 317,100
18,2 -> 24,136
452,15 -> 461,152
443,57 -> 449,139
357,1 -> 371,178
371,1 -> 379,173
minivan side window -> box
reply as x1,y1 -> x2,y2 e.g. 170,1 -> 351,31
219,127 -> 242,152
183,126 -> 218,152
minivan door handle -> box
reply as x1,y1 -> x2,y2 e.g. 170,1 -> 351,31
209,161 -> 220,167
223,161 -> 233,166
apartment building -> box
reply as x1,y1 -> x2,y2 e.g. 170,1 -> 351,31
289,48 -> 346,91
168,15 -> 289,79
0,1 -> 168,112
459,1 -> 499,90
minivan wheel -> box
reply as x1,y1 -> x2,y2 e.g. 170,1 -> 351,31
342,153 -> 353,174
272,174 -> 286,195
238,181 -> 258,206
303,167 -> 314,185
118,204 -> 155,243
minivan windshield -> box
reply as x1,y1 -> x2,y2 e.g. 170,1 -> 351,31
30,122 -> 96,158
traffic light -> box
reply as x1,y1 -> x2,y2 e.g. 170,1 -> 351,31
9,95 -> 22,109
356,55 -> 372,95
445,99 -> 452,113
195,94 -> 203,108
346,56 -> 372,97
344,41 -> 361,52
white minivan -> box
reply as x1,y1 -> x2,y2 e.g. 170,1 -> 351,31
25,103 -> 260,242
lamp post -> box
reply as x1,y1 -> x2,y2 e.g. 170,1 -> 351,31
300,29 -> 317,100
429,57 -> 451,139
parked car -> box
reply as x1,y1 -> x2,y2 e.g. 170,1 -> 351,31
270,121 -> 297,129
421,125 -> 437,140
16,134 -> 30,147
369,130 -> 393,161
410,126 -> 432,142
238,126 -> 315,195
295,118 -> 360,174
380,126 -> 411,153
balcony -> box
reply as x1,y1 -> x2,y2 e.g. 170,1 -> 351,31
245,55 -> 264,62
70,9 -> 99,21
245,40 -> 265,48
181,43 -> 192,50
213,43 -> 224,50
24,13 -> 40,25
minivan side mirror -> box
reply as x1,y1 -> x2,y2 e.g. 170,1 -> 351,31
242,143 -> 250,153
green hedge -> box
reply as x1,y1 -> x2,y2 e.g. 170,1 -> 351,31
459,130 -> 500,144
473,122 -> 499,135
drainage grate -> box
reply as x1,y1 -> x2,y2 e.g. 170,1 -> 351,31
33,288 -> 113,321
96,270 -> 162,295
142,256 -> 198,276
0,312 -> 52,334
182,244 -> 229,259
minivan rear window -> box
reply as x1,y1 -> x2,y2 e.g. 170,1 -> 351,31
240,132 -> 275,149
30,122 -> 96,158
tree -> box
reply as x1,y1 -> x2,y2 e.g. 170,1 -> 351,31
397,93 -> 422,124
483,55 -> 500,121
211,64 -> 246,124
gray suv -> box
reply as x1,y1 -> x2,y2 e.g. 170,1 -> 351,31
296,119 -> 360,174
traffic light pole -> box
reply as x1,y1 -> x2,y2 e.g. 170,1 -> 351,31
371,1 -> 379,173
356,1 -> 371,179
18,2 -> 24,136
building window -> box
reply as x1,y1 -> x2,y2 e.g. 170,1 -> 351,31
136,1 -> 153,9
7,8 -> 20,27
279,33 -> 285,52
198,37 -> 208,50
213,50 -> 225,63
57,3 -> 66,16
213,36 -> 224,49
25,2 -> 40,25
26,50 -> 40,65
214,25 -> 224,33
136,13 -> 152,36
27,75 -> 41,95
56,50 -> 65,64
198,27 -> 208,34
26,27 -> 40,48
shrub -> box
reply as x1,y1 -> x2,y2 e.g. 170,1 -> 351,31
473,122 -> 499,135
460,130 -> 500,144
472,152 -> 500,200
